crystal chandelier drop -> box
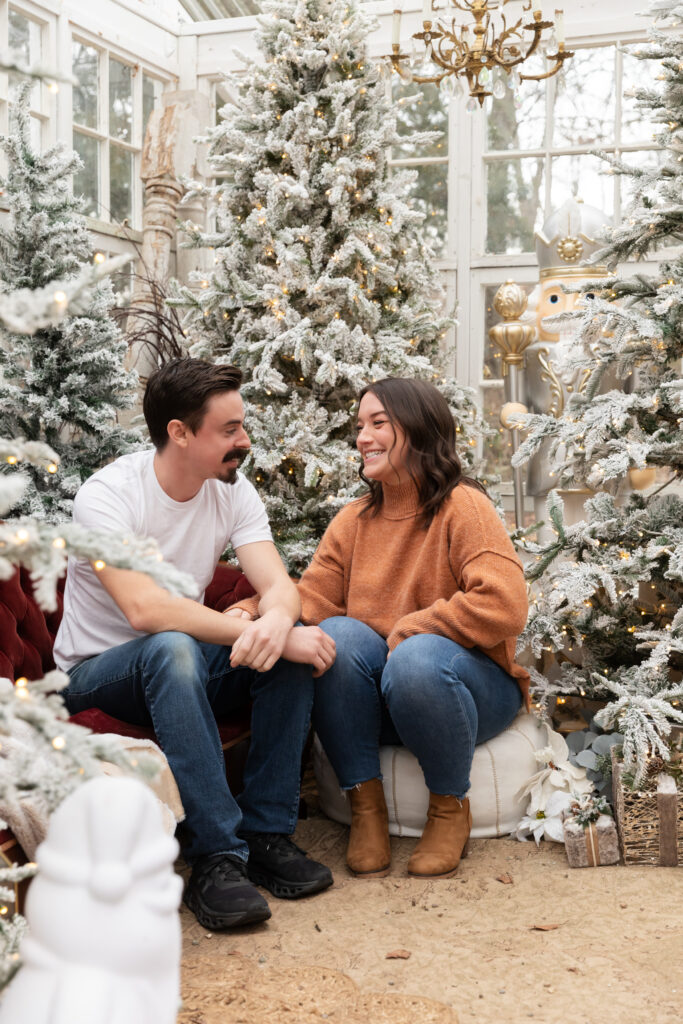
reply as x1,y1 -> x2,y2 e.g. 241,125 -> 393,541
388,0 -> 573,106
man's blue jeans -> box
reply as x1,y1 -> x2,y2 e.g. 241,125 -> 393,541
63,632 -> 314,864
313,617 -> 522,799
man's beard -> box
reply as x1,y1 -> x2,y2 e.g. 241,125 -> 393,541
218,447 -> 248,485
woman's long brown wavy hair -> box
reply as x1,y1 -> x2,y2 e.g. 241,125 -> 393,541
357,378 -> 486,527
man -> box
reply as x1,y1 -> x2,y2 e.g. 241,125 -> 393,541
54,358 -> 336,929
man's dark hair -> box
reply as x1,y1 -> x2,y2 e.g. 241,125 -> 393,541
143,358 -> 243,450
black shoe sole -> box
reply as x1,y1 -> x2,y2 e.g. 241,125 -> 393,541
183,889 -> 272,929
246,866 -> 333,900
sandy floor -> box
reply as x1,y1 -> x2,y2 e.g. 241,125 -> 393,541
178,808 -> 683,1024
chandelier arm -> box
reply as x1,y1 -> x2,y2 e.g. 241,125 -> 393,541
519,50 -> 574,81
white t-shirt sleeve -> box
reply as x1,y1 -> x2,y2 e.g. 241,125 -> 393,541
229,475 -> 273,550
73,476 -> 137,536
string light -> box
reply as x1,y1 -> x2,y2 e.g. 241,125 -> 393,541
93,559 -> 106,571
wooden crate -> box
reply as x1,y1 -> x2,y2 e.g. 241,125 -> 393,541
611,748 -> 683,866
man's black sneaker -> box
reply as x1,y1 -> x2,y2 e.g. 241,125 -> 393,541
184,853 -> 271,929
242,833 -> 333,899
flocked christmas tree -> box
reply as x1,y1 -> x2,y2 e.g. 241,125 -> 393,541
0,83 -> 140,522
170,0 -> 482,572
513,0 -> 683,785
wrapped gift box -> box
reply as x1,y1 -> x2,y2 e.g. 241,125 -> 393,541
563,813 -> 620,868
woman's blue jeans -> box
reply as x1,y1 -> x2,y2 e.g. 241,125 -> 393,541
313,617 -> 522,799
64,631 -> 314,864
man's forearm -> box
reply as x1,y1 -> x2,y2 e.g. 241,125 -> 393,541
256,577 -> 301,626
134,590 -> 255,645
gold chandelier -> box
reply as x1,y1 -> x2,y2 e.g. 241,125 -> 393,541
389,0 -> 574,107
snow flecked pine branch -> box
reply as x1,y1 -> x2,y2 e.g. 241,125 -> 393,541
0,84 -> 141,523
169,0 -> 484,571
514,0 -> 683,786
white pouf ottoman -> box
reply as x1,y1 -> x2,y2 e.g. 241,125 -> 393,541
312,712 -> 549,839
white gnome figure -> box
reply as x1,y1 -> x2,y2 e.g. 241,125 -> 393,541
0,776 -> 182,1024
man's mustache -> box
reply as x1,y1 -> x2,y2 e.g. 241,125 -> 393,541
223,447 -> 249,464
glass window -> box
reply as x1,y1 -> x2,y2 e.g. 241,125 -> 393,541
551,46 -> 616,149
486,156 -> 545,254
109,58 -> 133,143
487,76 -> 545,152
393,80 -> 448,160
110,144 -> 132,223
410,164 -> 447,256
73,41 -> 99,129
550,152 -> 614,215
71,41 -> 166,228
73,131 -> 99,217
8,9 -> 42,117
621,47 -> 660,146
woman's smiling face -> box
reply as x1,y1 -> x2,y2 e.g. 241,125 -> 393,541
356,390 -> 410,485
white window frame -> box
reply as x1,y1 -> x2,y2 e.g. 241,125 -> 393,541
0,0 -> 57,149
70,29 -> 173,233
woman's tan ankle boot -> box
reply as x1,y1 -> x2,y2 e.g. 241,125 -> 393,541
346,778 -> 391,877
407,793 -> 472,878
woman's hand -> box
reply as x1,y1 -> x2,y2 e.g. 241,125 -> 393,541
282,626 -> 336,677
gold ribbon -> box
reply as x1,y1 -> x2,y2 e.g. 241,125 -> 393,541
584,822 -> 601,867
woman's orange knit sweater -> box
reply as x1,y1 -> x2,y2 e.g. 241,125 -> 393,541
238,479 -> 530,704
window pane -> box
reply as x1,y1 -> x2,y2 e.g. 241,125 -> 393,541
621,48 -> 660,146
142,74 -> 160,141
551,46 -> 616,149
550,153 -> 614,218
110,143 -> 133,223
73,131 -> 99,216
73,41 -> 99,129
110,59 -> 133,143
487,61 -> 546,151
8,10 -> 40,108
486,156 -> 545,254
393,80 -> 447,160
29,116 -> 42,152
407,162 -> 447,255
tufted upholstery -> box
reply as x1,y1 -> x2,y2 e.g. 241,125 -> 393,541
0,568 -> 64,682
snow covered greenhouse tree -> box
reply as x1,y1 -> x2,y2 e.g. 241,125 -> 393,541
0,83 -> 139,522
513,0 -> 683,785
171,0 -> 482,572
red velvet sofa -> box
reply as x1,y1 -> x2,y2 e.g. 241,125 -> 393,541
0,562 -> 256,863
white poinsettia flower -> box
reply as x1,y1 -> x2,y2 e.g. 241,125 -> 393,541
515,724 -> 595,842
515,789 -> 575,845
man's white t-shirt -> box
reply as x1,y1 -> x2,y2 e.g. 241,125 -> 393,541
53,450 -> 272,671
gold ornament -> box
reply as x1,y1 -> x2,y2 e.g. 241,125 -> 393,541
500,401 -> 528,429
628,466 -> 657,491
556,236 -> 584,263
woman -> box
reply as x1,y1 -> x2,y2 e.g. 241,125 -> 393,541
234,378 -> 530,879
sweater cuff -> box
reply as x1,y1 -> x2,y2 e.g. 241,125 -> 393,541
386,630 -> 403,652
224,595 -> 260,619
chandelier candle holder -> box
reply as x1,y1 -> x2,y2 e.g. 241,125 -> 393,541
389,0 -> 573,106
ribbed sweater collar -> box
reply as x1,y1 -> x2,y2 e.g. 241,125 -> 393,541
380,478 -> 420,520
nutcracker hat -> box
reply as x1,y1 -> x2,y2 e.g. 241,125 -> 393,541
534,197 -> 612,280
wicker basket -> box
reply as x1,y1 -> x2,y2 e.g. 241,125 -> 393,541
611,747 -> 683,866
